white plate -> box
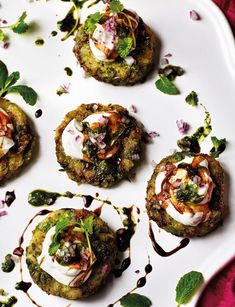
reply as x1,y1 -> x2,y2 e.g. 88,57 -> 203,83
0,0 -> 235,306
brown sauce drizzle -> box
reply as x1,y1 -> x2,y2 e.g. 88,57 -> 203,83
108,257 -> 152,306
149,222 -> 190,257
14,209 -> 51,307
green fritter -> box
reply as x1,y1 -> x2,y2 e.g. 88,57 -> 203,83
146,152 -> 227,237
0,98 -> 34,183
55,103 -> 143,188
26,208 -> 118,299
73,5 -> 156,86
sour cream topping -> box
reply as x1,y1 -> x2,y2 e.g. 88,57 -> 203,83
37,227 -> 93,287
166,203 -> 204,226
155,156 -> 215,226
89,23 -> 117,62
37,227 -> 81,286
62,112 -> 113,161
0,108 -> 14,158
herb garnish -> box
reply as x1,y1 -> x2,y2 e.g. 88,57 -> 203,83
85,12 -> 102,34
120,293 -> 152,307
175,271 -> 204,306
155,65 -> 184,95
110,0 -> 124,13
210,136 -> 227,158
0,61 -> 38,105
117,37 -> 133,58
1,254 -> 15,273
48,212 -> 94,265
177,105 -> 212,153
175,182 -> 203,203
0,11 -> 29,43
155,75 -> 180,95
185,91 -> 198,106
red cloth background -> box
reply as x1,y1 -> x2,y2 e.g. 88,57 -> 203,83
213,0 -> 235,33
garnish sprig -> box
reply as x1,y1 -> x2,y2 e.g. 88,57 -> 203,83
0,11 -> 29,42
0,61 -> 38,105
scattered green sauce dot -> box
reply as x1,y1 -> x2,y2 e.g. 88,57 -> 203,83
35,38 -> 44,46
64,67 -> 73,76
51,30 -> 58,37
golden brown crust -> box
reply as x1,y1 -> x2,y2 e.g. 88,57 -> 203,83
55,103 -> 143,188
73,19 -> 157,86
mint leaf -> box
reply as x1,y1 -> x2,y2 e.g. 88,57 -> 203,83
155,75 -> 180,95
117,37 -> 133,58
175,271 -> 204,305
0,61 -> 8,90
85,12 -> 101,34
5,72 -> 20,88
120,293 -> 152,307
210,136 -> 227,158
186,91 -> 198,106
7,85 -> 37,105
10,12 -> 29,34
110,0 -> 124,13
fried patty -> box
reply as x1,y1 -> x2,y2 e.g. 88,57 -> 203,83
26,208 -> 118,299
55,103 -> 143,188
0,98 -> 34,183
146,152 -> 226,237
73,19 -> 156,86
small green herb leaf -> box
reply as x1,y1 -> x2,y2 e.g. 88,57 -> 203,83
117,37 -> 133,58
175,271 -> 204,305
80,215 -> 93,236
110,0 -> 124,13
0,61 -> 8,90
48,241 -> 61,256
120,293 -> 152,307
85,12 -> 101,34
5,72 -> 20,88
155,75 -> 180,95
186,91 -> 198,106
7,85 -> 37,105
210,136 -> 227,158
10,12 -> 29,34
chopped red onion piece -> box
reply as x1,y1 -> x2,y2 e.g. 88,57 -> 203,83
2,42 -> 9,49
160,58 -> 169,66
129,104 -> 137,113
176,120 -> 190,134
75,135 -> 81,142
190,10 -> 201,21
5,190 -> 16,207
13,246 -> 24,256
105,17 -> 116,33
0,210 -> 7,217
148,131 -> 160,138
164,53 -> 172,57
67,129 -> 75,135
